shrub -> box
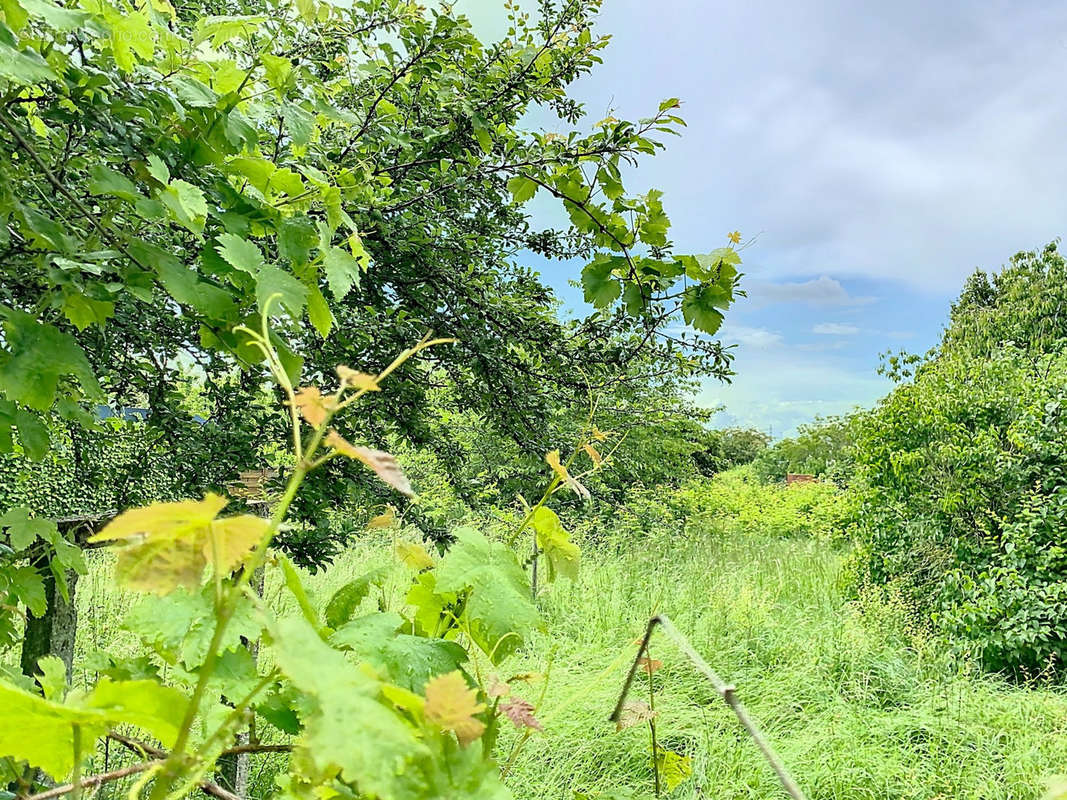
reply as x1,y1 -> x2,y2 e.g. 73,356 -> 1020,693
751,414 -> 860,485
851,243 -> 1067,674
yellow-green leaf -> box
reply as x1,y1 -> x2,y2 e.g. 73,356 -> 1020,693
423,670 -> 485,747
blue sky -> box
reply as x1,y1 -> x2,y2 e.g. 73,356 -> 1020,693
465,0 -> 1067,436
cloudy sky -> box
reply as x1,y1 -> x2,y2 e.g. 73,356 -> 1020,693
468,0 -> 1067,436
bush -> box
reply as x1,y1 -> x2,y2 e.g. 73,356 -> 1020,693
594,466 -> 856,547
852,242 -> 1067,675
751,414 -> 859,485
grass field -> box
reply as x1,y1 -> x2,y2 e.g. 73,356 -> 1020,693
63,477 -> 1067,800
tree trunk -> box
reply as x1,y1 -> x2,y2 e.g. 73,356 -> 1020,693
19,558 -> 79,682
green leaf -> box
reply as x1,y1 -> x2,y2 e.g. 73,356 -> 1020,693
268,614 -> 430,800
277,553 -> 324,635
193,14 -> 265,47
216,233 -> 265,274
278,216 -> 317,267
0,507 -> 56,551
125,587 -> 261,668
256,264 -> 308,320
306,284 -> 333,338
16,0 -> 88,30
506,176 -> 537,203
132,240 -> 236,320
433,527 -> 540,663
14,409 -> 49,459
323,567 -> 387,629
211,646 -> 261,702
530,507 -> 579,581
88,165 -> 141,201
284,103 -> 314,146
654,745 -> 692,792
406,571 -> 455,637
19,204 -> 73,252
323,246 -> 361,299
581,258 -> 622,309
331,611 -> 468,693
260,53 -> 293,92
680,284 -> 727,335
35,655 -> 67,701
84,678 -> 188,747
61,293 -> 114,332
0,680 -> 109,778
171,74 -> 218,108
146,154 -> 170,184
0,308 -> 100,410
0,41 -> 57,84
108,7 -> 154,73
0,0 -> 29,32
161,179 -> 209,235
8,565 -> 46,615
472,114 -> 492,154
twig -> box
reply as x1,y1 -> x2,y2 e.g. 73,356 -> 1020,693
610,614 -> 809,800
220,743 -> 291,756
106,732 -> 253,800
19,761 -> 162,800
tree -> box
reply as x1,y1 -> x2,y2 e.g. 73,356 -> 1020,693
852,242 -> 1067,674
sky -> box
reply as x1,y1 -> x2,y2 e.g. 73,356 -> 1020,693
463,0 -> 1067,436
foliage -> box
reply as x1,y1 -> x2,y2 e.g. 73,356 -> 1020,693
692,426 -> 769,476
592,466 -> 856,548
0,0 -> 743,528
851,242 -> 1067,675
0,314 -> 601,800
751,414 -> 859,485
499,492 -> 1067,800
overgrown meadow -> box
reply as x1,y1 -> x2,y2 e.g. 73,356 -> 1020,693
52,470 -> 1067,799
2,0 -> 1067,798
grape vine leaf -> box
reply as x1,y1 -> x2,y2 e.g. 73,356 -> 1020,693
654,745 -> 693,792
499,697 -> 542,731
423,670 -> 485,747
89,494 -> 266,593
268,614 -> 430,800
433,527 -> 540,663
0,681 -> 110,777
330,611 -> 468,693
125,587 -> 261,668
322,567 -> 387,629
0,308 -> 101,410
0,506 -> 56,551
0,677 -> 186,778
581,257 -> 622,308
530,507 -> 580,582
405,572 -> 455,637
34,655 -> 67,701
396,540 -> 434,570
84,678 -> 188,747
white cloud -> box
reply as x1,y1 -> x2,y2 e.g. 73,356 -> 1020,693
813,322 -> 861,335
744,276 -> 876,308
721,324 -> 783,349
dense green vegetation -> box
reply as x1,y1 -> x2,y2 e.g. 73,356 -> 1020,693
17,468 -> 1067,800
852,243 -> 1067,677
1,0 -> 1066,796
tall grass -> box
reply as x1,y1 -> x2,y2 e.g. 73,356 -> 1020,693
54,473 -> 1067,799
501,529 -> 1067,799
